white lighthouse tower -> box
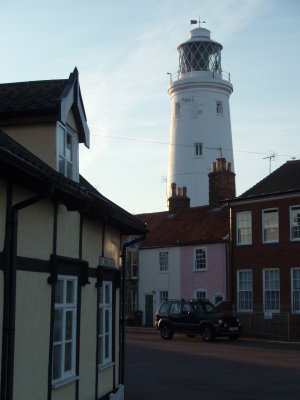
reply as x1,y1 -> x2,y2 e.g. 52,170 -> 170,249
167,22 -> 234,207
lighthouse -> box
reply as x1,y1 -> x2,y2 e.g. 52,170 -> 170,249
167,22 -> 234,207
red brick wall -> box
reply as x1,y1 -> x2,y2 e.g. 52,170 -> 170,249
231,195 -> 300,313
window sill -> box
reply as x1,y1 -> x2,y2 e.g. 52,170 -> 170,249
158,270 -> 169,274
193,268 -> 207,272
237,242 -> 252,246
98,361 -> 115,372
52,375 -> 79,389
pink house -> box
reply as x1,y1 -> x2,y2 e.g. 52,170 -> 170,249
136,159 -> 235,325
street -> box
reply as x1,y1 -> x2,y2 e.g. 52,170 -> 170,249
125,328 -> 300,400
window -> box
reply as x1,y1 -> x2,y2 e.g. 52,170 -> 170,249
98,281 -> 112,367
213,293 -> 224,305
129,250 -> 138,279
290,206 -> 300,241
53,276 -> 77,384
291,268 -> 300,313
159,290 -> 168,304
194,288 -> 207,300
175,102 -> 180,116
236,212 -> 252,245
169,302 -> 181,315
159,251 -> 169,272
194,143 -> 203,157
237,270 -> 253,312
263,269 -> 280,312
216,101 -> 223,114
262,209 -> 279,243
194,247 -> 207,271
57,122 -> 79,181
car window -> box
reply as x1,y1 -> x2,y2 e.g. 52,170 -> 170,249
194,304 -> 204,313
203,302 -> 217,313
169,302 -> 181,315
159,302 -> 169,314
182,303 -> 194,313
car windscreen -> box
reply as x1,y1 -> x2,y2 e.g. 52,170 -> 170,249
194,302 -> 217,314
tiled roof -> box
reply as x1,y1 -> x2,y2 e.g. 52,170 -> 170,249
0,79 -> 67,119
137,205 -> 229,249
238,160 -> 300,200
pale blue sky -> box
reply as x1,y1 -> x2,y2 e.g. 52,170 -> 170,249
1,0 -> 300,214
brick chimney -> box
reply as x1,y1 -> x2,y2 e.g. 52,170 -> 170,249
208,158 -> 236,207
168,182 -> 190,213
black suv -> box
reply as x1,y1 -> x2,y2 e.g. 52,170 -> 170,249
155,299 -> 242,342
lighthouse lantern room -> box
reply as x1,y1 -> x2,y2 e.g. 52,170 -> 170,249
167,22 -> 234,207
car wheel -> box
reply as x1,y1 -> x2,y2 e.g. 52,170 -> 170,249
229,334 -> 240,341
202,326 -> 215,342
160,324 -> 173,340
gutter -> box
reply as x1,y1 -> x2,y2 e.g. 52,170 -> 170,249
2,192 -> 49,400
119,235 -> 146,385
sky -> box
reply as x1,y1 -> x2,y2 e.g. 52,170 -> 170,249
1,0 -> 300,214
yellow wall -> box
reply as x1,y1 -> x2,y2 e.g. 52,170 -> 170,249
79,279 -> 97,399
56,204 -> 80,258
82,220 -> 103,268
3,124 -> 56,169
52,381 -> 76,400
14,271 -> 51,400
98,365 -> 114,399
104,225 -> 120,265
14,188 -> 54,260
1,178 -> 123,399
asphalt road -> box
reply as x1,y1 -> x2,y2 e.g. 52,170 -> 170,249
125,328 -> 300,400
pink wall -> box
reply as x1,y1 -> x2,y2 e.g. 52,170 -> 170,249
180,243 -> 227,302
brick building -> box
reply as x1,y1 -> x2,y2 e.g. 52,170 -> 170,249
229,160 -> 300,339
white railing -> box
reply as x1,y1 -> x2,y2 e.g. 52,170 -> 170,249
168,69 -> 231,84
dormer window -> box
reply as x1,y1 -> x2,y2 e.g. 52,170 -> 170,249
57,122 -> 79,182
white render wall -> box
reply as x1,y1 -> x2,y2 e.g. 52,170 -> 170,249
138,247 -> 180,326
167,73 -> 234,207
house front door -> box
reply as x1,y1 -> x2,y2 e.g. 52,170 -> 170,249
145,294 -> 153,326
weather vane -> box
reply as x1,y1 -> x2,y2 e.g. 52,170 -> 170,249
190,18 -> 206,28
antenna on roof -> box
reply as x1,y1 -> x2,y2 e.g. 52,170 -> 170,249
263,152 -> 276,174
190,17 -> 206,28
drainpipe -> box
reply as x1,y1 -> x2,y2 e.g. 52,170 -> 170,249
120,235 -> 145,385
4,193 -> 49,400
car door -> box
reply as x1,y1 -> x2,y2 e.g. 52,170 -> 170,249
168,302 -> 183,330
179,303 -> 199,333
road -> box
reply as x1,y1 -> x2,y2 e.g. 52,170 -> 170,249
125,328 -> 300,400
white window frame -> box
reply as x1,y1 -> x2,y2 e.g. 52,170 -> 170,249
159,251 -> 169,272
212,293 -> 224,305
194,247 -> 207,271
237,270 -> 253,312
290,206 -> 300,241
194,143 -> 203,158
56,122 -> 79,182
263,269 -> 280,313
52,275 -> 78,386
194,288 -> 207,301
262,208 -> 279,243
236,211 -> 252,245
158,290 -> 168,305
291,268 -> 300,314
130,250 -> 138,279
98,281 -> 113,368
